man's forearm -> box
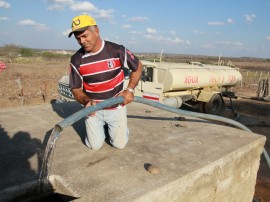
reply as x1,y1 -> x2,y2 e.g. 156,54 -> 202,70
71,88 -> 91,106
127,61 -> 142,89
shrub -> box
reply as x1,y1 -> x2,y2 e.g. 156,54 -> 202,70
0,44 -> 20,59
20,47 -> 36,57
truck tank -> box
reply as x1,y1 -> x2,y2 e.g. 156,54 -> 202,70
150,62 -> 242,92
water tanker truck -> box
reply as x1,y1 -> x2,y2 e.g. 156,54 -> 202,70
58,60 -> 242,115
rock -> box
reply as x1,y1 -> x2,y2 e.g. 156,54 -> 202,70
146,164 -> 160,174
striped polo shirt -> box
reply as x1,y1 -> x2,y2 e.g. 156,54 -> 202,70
69,40 -> 139,103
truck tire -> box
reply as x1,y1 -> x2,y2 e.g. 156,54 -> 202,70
203,94 -> 224,115
197,102 -> 205,113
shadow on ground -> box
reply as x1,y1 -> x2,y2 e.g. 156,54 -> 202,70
0,126 -> 43,190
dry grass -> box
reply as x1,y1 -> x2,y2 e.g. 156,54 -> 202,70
234,60 -> 270,71
0,59 -> 69,108
0,55 -> 269,109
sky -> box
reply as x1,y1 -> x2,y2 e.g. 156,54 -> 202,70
1,0 -> 270,58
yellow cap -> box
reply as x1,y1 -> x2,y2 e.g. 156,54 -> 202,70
68,14 -> 97,38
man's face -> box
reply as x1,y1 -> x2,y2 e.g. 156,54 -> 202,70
74,26 -> 99,53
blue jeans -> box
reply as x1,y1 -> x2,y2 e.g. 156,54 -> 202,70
84,106 -> 129,150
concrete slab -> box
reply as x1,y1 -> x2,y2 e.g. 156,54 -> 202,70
0,101 -> 266,201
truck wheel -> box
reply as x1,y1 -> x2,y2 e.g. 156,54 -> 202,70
197,102 -> 205,113
204,94 -> 224,115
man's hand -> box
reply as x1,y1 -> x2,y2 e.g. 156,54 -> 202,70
84,99 -> 96,116
71,88 -> 96,116
119,88 -> 134,104
119,60 -> 142,105
84,99 -> 96,107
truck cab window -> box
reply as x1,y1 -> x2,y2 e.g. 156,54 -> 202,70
142,67 -> 153,82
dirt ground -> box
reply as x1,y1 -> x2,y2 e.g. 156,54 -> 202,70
0,61 -> 269,201
227,88 -> 270,202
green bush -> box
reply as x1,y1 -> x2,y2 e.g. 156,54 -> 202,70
0,44 -> 71,62
39,51 -> 70,59
20,47 -> 36,57
0,44 -> 20,59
